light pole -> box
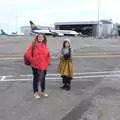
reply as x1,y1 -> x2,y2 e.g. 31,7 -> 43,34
15,16 -> 18,34
97,0 -> 100,38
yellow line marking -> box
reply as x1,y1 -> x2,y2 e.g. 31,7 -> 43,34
0,57 -> 23,60
0,54 -> 120,61
75,54 -> 120,58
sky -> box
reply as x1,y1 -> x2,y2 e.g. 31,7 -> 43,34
0,0 -> 120,33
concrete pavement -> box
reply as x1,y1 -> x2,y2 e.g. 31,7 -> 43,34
0,36 -> 120,120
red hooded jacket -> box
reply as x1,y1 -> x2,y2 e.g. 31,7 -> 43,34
25,41 -> 51,70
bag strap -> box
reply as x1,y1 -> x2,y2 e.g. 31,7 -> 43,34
31,40 -> 37,57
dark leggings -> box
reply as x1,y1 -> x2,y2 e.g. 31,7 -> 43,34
32,67 -> 46,93
62,76 -> 72,87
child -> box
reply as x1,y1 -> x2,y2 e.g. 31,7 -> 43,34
24,33 -> 51,99
58,39 -> 74,91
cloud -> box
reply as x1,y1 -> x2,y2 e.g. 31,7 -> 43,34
0,0 -> 120,33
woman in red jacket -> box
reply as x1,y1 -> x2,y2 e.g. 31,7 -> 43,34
25,33 -> 51,99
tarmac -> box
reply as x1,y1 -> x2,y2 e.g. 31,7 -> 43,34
0,35 -> 120,120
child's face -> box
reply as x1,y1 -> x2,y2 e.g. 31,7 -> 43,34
65,41 -> 70,47
37,34 -> 44,42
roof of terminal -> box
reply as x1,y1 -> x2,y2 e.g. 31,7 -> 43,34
54,20 -> 112,25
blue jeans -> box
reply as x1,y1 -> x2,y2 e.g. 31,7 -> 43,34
32,67 -> 46,93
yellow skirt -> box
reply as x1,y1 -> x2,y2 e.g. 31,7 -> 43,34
58,59 -> 74,78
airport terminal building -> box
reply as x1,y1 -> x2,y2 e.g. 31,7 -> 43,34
54,20 -> 118,38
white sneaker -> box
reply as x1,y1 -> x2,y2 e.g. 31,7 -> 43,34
34,92 -> 40,99
41,92 -> 48,97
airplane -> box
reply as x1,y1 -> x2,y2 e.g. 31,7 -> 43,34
30,20 -> 63,37
30,20 -> 79,36
51,29 -> 79,36
0,29 -> 8,36
0,29 -> 24,36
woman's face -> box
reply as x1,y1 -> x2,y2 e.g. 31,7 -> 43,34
65,41 -> 70,47
37,34 -> 44,42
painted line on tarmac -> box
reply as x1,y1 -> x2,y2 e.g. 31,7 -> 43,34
0,54 -> 120,61
74,70 -> 120,75
1,74 -> 120,82
19,70 -> 120,77
0,57 -> 23,60
75,54 -> 120,58
0,75 -> 13,78
0,76 -> 6,81
1,70 -> 120,78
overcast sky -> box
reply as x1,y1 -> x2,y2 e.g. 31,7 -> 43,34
0,0 -> 120,33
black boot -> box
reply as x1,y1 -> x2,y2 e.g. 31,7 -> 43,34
60,84 -> 66,89
60,76 -> 67,89
65,85 -> 71,91
65,78 -> 71,91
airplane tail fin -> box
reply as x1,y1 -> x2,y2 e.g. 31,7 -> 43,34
1,29 -> 8,35
29,20 -> 40,30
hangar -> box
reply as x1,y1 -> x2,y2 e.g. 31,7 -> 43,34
54,20 -> 114,37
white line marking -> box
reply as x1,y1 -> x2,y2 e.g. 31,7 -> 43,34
1,74 -> 120,82
20,75 -> 32,77
0,70 -> 120,82
2,79 -> 31,82
1,76 -> 6,81
19,71 -> 120,77
0,75 -> 13,78
74,74 -> 120,78
74,71 -> 120,75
